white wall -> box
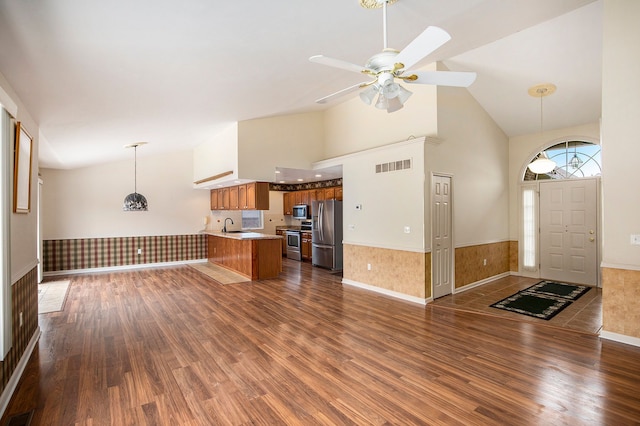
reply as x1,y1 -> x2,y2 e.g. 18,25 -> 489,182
431,84 -> 510,248
237,112 -> 325,181
193,122 -> 239,184
41,149 -> 209,239
601,0 -> 640,267
341,139 -> 425,252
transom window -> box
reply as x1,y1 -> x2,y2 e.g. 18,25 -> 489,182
524,140 -> 601,181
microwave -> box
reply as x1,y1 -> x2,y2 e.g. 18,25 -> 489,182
292,204 -> 309,220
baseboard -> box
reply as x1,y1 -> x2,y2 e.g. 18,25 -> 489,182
600,331 -> 640,348
43,258 -> 207,277
0,327 -> 41,418
453,271 -> 512,294
341,278 -> 427,305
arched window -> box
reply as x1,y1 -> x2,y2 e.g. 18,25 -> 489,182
524,140 -> 601,181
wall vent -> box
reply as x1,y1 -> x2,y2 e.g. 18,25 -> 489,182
375,158 -> 412,174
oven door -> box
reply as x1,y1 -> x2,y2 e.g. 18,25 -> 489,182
285,231 -> 301,260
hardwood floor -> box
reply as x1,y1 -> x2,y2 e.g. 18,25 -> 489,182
3,260 -> 640,425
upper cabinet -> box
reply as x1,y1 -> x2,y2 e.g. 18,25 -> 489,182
283,185 -> 342,215
210,182 -> 269,211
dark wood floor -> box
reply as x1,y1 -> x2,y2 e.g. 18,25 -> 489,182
3,260 -> 640,425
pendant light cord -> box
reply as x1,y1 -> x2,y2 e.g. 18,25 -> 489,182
134,145 -> 138,194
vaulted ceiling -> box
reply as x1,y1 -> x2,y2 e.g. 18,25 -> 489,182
0,0 -> 601,169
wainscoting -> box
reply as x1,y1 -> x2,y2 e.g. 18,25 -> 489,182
343,241 -> 511,301
454,241 -> 510,289
0,267 -> 38,396
42,234 -> 207,273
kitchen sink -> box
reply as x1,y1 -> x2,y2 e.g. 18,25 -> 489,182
224,230 -> 247,233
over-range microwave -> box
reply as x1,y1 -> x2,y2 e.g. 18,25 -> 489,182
292,204 -> 309,220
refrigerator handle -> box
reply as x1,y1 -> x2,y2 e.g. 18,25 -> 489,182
319,202 -> 323,241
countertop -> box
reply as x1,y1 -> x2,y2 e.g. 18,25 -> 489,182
203,231 -> 282,240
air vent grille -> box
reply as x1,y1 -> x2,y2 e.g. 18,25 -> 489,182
375,158 -> 412,174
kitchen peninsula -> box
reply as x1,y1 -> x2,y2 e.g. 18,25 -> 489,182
205,231 -> 282,280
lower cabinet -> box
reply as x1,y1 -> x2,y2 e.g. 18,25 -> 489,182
207,235 -> 282,280
301,231 -> 312,261
275,229 -> 287,255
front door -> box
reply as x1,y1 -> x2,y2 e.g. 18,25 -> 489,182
432,175 -> 453,299
539,179 -> 598,285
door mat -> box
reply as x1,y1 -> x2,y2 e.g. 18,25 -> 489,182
38,280 -> 71,314
490,281 -> 590,320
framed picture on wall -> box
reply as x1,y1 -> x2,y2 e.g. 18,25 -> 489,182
13,122 -> 33,213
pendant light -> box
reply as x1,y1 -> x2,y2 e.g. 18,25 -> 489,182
123,142 -> 148,211
527,83 -> 557,174
569,145 -> 583,169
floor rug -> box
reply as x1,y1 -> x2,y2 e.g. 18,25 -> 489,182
187,262 -> 250,284
38,280 -> 71,314
490,280 -> 590,320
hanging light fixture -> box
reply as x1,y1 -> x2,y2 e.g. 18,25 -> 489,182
527,83 -> 557,174
123,142 -> 148,211
569,145 -> 583,169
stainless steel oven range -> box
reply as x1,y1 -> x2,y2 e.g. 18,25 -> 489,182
285,230 -> 302,260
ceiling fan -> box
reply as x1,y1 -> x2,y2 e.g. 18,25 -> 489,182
309,0 -> 476,113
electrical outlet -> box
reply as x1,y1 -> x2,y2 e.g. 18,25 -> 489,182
19,312 -> 23,327
483,259 -> 487,266
404,226 -> 410,233
137,248 -> 142,255
367,263 -> 372,271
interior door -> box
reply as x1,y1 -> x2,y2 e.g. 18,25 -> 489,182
432,175 -> 453,299
539,179 -> 597,285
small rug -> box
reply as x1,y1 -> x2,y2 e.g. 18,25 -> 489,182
490,280 -> 590,320
38,280 -> 71,314
187,263 -> 250,285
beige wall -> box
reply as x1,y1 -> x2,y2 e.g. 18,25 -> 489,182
323,64 -> 438,159
0,71 -> 39,283
193,122 -> 239,184
41,149 -> 210,239
432,82 -> 510,249
238,112 -> 325,182
601,0 -> 640,340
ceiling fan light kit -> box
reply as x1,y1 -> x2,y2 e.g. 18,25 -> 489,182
310,0 -> 476,113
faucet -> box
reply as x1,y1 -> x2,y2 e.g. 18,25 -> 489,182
222,217 -> 234,232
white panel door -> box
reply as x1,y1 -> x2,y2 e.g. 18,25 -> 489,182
432,175 -> 453,299
539,179 -> 597,285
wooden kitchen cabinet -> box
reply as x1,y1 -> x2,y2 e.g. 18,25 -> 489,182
335,186 -> 343,201
275,229 -> 287,255
207,234 -> 282,280
210,182 -> 270,211
229,186 -> 239,209
210,189 -> 218,210
301,231 -> 312,261
218,187 -> 230,210
283,192 -> 293,215
245,182 -> 269,210
282,186 -> 342,215
323,187 -> 335,200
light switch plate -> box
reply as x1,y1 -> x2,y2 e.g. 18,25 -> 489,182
631,234 -> 640,245
404,226 -> 410,234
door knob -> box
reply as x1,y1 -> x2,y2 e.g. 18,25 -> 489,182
589,237 -> 595,242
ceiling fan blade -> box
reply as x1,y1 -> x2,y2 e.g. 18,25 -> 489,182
309,55 -> 368,74
315,81 -> 371,104
402,70 -> 477,87
394,26 -> 451,71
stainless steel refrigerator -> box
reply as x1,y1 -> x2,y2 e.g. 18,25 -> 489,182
312,199 -> 343,271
